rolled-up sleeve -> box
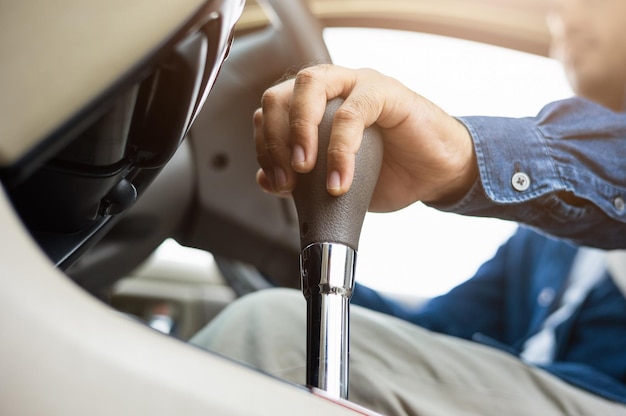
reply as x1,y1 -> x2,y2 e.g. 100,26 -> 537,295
430,97 -> 626,249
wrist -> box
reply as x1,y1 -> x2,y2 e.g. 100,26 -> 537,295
423,117 -> 478,205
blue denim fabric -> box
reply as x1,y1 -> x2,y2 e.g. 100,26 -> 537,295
352,228 -> 626,404
432,97 -> 626,249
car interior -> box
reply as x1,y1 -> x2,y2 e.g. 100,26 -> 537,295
1,0 -> 554,414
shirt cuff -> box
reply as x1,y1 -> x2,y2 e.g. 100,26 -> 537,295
461,115 -> 565,204
431,115 -> 565,214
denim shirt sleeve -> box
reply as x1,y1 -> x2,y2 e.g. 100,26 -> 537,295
429,97 -> 626,249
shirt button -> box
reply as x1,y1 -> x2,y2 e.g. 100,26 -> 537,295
614,196 -> 625,212
512,172 -> 531,192
537,287 -> 555,307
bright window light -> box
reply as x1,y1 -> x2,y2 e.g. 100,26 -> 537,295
324,28 -> 574,297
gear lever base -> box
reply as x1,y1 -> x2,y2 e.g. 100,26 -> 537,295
301,242 -> 356,399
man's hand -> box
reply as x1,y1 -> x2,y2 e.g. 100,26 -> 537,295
253,64 -> 478,212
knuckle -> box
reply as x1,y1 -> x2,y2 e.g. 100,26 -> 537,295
263,141 -> 284,156
294,67 -> 319,87
333,105 -> 361,123
288,118 -> 310,136
293,64 -> 331,90
327,142 -> 356,159
260,89 -> 280,107
359,67 -> 382,78
356,88 -> 381,116
328,142 -> 350,154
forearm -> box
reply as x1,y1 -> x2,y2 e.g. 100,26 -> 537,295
430,97 -> 626,249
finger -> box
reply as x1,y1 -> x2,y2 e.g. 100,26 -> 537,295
326,71 -> 387,195
253,108 -> 277,192
260,80 -> 295,193
256,168 -> 293,199
288,65 -> 357,175
287,68 -> 327,173
255,167 -> 272,193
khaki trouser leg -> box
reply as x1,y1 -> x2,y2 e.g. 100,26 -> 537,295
190,288 -> 626,416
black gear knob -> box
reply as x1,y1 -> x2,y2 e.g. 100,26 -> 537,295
292,97 -> 383,251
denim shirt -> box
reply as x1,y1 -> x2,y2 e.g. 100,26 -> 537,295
432,97 -> 626,249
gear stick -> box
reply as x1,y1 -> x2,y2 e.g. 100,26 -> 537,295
292,98 -> 383,400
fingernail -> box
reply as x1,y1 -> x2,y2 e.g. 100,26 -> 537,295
328,170 -> 341,192
274,166 -> 288,192
292,144 -> 306,169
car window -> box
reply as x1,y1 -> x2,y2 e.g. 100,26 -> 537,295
324,27 -> 573,297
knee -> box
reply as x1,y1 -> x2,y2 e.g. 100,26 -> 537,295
190,288 -> 305,349
240,287 -> 304,311
224,288 -> 305,323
